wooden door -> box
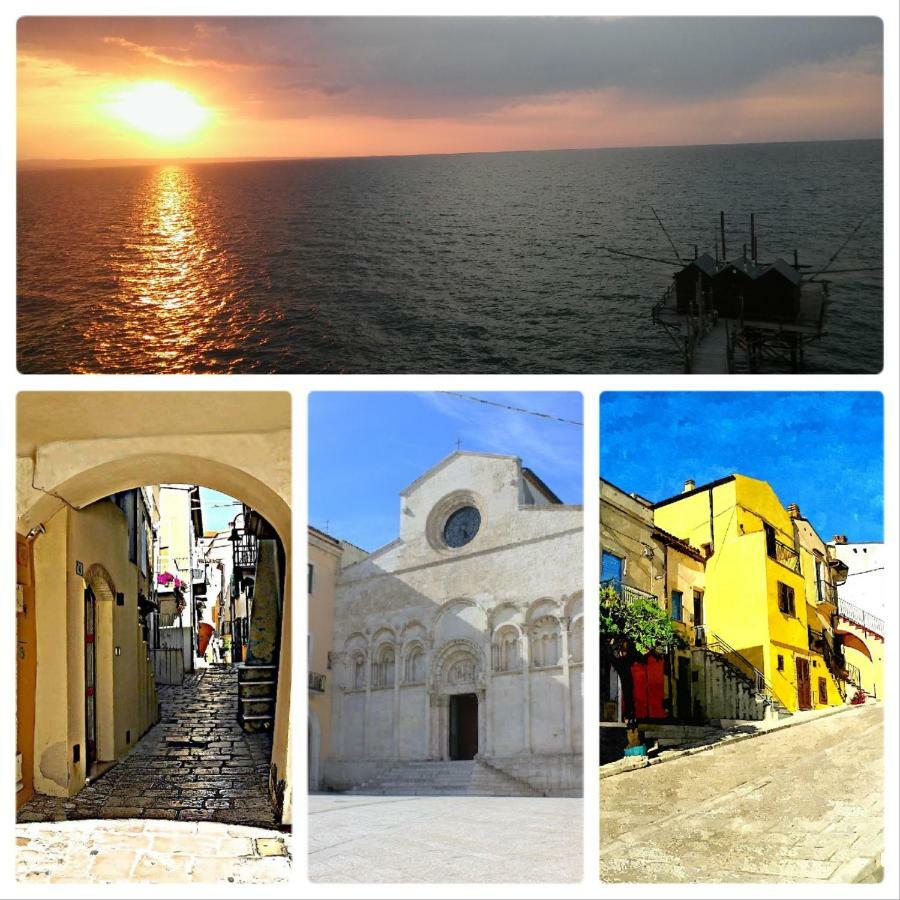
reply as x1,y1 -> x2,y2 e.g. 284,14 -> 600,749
84,588 -> 98,768
631,654 -> 666,719
796,657 -> 812,710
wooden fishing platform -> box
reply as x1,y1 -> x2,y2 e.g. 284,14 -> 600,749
602,208 -> 876,374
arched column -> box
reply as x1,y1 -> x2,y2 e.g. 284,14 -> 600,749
392,640 -> 401,759
560,615 -> 572,752
522,629 -> 532,753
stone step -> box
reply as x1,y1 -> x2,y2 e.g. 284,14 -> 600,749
348,759 -> 539,797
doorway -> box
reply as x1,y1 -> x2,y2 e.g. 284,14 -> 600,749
84,587 -> 98,770
676,656 -> 692,721
449,693 -> 478,760
796,657 -> 812,710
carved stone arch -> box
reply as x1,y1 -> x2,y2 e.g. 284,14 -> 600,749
400,619 -> 427,641
431,638 -> 485,693
430,596 -> 479,629
488,601 -> 523,632
525,596 -> 561,624
431,597 -> 487,647
371,638 -> 396,689
370,625 -> 397,646
530,614 -> 562,668
492,622 -> 523,672
569,614 -> 585,664
343,632 -> 369,653
564,590 -> 584,621
401,639 -> 426,684
85,563 -> 116,602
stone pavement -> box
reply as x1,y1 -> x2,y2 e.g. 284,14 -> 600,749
308,794 -> 582,882
18,665 -> 277,828
16,819 -> 291,884
600,702 -> 884,883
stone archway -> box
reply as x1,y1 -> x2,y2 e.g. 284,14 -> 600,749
16,392 -> 293,825
428,640 -> 487,760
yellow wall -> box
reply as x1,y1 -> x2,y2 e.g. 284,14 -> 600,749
32,507 -> 74,797
308,530 -> 342,787
654,475 -> 845,713
30,499 -> 159,798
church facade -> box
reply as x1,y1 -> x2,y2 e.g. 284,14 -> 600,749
324,451 -> 584,796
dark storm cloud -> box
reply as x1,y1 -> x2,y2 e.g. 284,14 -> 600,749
17,16 -> 883,118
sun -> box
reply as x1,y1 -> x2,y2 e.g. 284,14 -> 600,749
104,81 -> 210,142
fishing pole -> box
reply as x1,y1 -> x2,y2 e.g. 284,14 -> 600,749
806,212 -> 874,282
650,207 -> 686,264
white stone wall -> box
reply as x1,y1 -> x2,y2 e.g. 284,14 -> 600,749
326,453 -> 583,794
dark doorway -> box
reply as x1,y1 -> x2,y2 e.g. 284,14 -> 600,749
84,587 -> 97,769
796,657 -> 812,710
676,656 -> 692,721
449,693 -> 478,760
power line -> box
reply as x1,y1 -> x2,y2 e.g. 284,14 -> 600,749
440,392 -> 583,426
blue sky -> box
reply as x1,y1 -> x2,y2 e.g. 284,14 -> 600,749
198,487 -> 242,534
310,392 -> 583,551
601,392 -> 883,542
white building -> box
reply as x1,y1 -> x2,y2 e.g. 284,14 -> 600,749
830,540 -> 885,623
324,451 -> 584,796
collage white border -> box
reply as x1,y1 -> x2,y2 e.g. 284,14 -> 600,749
3,1 -> 897,897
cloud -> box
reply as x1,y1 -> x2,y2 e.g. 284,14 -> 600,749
18,16 -> 883,119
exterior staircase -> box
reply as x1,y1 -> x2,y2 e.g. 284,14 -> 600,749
694,629 -> 791,721
347,760 -> 540,797
237,662 -> 278,732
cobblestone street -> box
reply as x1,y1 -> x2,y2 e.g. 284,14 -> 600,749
18,666 -> 278,828
600,703 -> 884,883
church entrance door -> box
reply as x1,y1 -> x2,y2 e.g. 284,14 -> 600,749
449,693 -> 478,760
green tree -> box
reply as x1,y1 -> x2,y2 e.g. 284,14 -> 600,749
600,584 -> 683,746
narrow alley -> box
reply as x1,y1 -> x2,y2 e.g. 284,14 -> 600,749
18,665 -> 277,828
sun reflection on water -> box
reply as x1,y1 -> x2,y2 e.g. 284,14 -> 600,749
83,165 -> 251,372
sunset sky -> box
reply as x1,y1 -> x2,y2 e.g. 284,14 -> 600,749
17,16 -> 883,162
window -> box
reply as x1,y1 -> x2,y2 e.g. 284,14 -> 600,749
777,654 -> 784,671
815,558 -> 823,603
777,581 -> 795,616
764,522 -> 777,559
671,590 -> 683,622
818,677 -> 828,704
307,563 -> 315,594
601,551 -> 624,585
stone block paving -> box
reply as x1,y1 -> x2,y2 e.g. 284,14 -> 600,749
17,819 -> 291,884
309,795 -> 582,883
18,665 -> 278,829
600,703 -> 884,883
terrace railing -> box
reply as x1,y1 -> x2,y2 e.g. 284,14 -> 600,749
837,599 -> 884,637
600,578 -> 658,605
769,538 -> 801,574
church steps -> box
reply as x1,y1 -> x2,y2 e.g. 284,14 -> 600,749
347,759 -> 541,797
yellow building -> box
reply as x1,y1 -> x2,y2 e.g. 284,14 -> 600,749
653,475 -> 845,714
308,527 -> 341,791
307,526 -> 368,790
27,493 -> 160,797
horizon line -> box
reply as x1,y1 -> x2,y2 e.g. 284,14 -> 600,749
17,134 -> 883,172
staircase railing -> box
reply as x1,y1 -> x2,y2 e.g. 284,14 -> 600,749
697,627 -> 787,710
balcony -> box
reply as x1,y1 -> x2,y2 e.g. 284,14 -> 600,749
600,578 -> 658,605
232,532 -> 258,571
837,599 -> 884,637
817,582 -> 838,606
768,538 -> 800,574
309,672 -> 327,693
